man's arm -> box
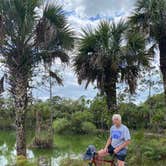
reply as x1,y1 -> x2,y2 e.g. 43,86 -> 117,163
114,140 -> 130,153
114,126 -> 131,153
104,137 -> 112,152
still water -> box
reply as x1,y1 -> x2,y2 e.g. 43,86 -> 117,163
0,130 -> 104,165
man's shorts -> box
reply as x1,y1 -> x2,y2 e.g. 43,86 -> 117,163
107,144 -> 127,161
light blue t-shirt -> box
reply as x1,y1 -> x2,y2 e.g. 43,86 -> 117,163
110,124 -> 131,148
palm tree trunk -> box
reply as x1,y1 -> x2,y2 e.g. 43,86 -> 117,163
106,81 -> 117,111
49,66 -> 53,132
105,73 -> 117,111
49,64 -> 53,146
16,110 -> 26,156
159,37 -> 166,105
36,111 -> 42,136
11,75 -> 28,157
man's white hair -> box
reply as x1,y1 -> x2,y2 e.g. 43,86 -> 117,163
112,114 -> 121,121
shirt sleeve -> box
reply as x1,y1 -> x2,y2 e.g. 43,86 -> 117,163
110,127 -> 112,139
124,127 -> 131,141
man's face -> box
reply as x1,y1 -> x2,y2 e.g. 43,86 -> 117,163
112,118 -> 121,126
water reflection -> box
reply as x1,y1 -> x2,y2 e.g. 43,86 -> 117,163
0,131 -> 87,166
0,156 -> 7,166
0,143 -> 82,165
0,143 -> 34,165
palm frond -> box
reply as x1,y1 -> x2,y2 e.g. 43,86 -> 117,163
57,24 -> 75,50
35,2 -> 74,66
49,70 -> 63,86
130,0 -> 166,40
43,2 -> 66,29
38,49 -> 69,64
95,20 -> 111,49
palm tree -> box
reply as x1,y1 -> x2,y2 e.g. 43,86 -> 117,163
73,20 -> 149,111
129,0 -> 166,104
0,0 -> 74,157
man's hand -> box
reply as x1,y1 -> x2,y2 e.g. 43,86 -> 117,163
104,147 -> 108,153
114,140 -> 130,154
114,147 -> 121,154
103,137 -> 111,153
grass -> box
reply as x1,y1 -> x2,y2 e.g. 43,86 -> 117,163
60,131 -> 166,166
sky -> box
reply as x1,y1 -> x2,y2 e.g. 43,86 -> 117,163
33,0 -> 139,101
60,0 -> 137,31
1,0 -> 163,103
32,0 -> 164,103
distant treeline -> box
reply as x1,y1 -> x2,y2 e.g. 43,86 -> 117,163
0,93 -> 166,134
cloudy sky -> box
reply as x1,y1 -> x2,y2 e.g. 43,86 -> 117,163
32,0 -> 163,103
61,0 -> 137,31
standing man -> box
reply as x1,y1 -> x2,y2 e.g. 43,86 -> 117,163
97,114 -> 131,166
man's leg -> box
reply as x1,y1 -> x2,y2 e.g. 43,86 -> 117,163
117,160 -> 125,166
96,149 -> 109,166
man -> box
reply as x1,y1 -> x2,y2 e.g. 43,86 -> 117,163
97,114 -> 131,166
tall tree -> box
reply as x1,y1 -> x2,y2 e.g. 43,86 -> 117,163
0,0 -> 74,157
130,0 -> 166,104
73,20 -> 149,111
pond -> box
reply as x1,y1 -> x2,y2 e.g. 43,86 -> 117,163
0,130 -> 165,166
0,130 -> 105,165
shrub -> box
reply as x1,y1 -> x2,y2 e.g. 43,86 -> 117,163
71,111 -> 93,133
53,112 -> 97,134
81,121 -> 96,134
53,118 -> 71,134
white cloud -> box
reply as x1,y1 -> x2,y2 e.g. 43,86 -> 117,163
59,0 -> 137,35
67,15 -> 100,34
62,0 -> 137,18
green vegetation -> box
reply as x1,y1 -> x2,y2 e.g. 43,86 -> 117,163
127,131 -> 166,165
1,93 -> 165,165
0,0 -> 74,156
0,0 -> 166,165
53,111 -> 96,134
0,129 -> 165,166
53,118 -> 70,134
0,93 -> 166,134
90,94 -> 166,132
16,156 -> 36,166
60,132 -> 166,166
